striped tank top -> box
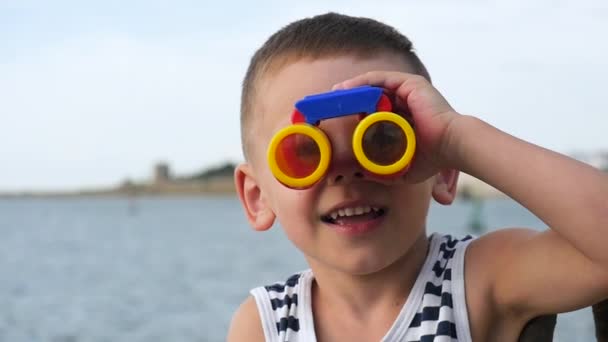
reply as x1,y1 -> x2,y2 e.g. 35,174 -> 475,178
250,233 -> 474,342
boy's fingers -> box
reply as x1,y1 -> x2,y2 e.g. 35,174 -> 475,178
332,71 -> 394,90
333,71 -> 417,88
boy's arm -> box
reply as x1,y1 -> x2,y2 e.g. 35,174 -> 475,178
227,296 -> 266,342
334,71 -> 608,323
450,116 -> 608,317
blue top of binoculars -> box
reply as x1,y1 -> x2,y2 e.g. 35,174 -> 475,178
295,85 -> 384,125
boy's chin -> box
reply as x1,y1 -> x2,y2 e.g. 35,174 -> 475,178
312,250 -> 406,277
307,231 -> 428,277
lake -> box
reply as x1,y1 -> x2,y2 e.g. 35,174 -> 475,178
0,196 -> 595,341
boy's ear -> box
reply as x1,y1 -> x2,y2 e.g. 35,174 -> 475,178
432,168 -> 460,205
234,163 -> 275,231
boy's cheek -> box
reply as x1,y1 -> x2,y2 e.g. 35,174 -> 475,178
273,190 -> 319,221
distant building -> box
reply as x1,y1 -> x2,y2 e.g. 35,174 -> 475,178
154,162 -> 171,184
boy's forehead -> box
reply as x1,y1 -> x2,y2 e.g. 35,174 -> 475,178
245,53 -> 414,163
255,53 -> 413,127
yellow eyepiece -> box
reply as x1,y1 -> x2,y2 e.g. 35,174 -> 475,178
267,124 -> 331,188
352,112 -> 416,175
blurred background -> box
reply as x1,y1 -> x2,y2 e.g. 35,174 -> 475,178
1,0 -> 607,341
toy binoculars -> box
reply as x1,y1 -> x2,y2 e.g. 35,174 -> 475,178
267,86 -> 416,189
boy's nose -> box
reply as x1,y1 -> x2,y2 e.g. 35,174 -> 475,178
324,128 -> 369,186
326,166 -> 366,185
319,116 -> 369,186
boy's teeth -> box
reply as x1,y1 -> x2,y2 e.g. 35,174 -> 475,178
327,205 -> 378,219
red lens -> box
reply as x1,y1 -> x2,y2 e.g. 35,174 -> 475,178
362,121 -> 407,166
275,133 -> 321,178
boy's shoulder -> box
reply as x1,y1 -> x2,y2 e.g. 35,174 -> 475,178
228,271 -> 312,342
462,227 -> 553,340
227,295 -> 265,342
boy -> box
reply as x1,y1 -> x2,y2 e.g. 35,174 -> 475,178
228,13 -> 608,341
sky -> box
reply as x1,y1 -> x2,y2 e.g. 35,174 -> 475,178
1,0 -> 607,191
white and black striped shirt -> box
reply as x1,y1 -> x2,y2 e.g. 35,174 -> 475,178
250,233 -> 474,342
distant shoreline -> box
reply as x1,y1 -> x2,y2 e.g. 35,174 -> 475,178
5,154 -> 604,200
0,173 -> 509,200
0,176 -> 236,198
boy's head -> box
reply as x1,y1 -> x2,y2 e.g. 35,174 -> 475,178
240,12 -> 431,162
235,12 -> 458,275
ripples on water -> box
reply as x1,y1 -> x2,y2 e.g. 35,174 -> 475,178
0,196 -> 594,341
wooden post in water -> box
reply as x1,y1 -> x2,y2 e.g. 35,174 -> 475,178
468,197 -> 485,234
460,185 -> 485,235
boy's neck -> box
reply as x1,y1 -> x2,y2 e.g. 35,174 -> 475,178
308,232 -> 430,320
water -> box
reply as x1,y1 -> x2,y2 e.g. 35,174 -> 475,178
0,196 -> 595,341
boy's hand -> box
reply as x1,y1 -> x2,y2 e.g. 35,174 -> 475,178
333,71 -> 462,182
336,71 -> 608,339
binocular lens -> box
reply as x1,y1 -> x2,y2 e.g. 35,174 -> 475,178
275,133 -> 321,179
361,120 -> 408,166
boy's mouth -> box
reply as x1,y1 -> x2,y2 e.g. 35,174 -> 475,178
320,205 -> 386,225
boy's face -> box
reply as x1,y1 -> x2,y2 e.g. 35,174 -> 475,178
236,53 -> 456,275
